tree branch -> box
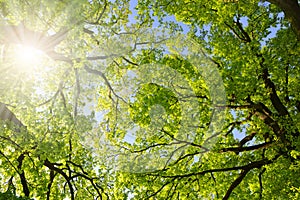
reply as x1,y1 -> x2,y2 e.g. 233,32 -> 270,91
220,142 -> 272,154
17,153 -> 30,197
222,169 -> 250,200
0,102 -> 25,130
222,155 -> 279,199
44,159 -> 74,200
266,0 -> 300,40
261,67 -> 289,116
259,168 -> 266,199
149,156 -> 278,179
46,170 -> 56,200
84,65 -> 127,103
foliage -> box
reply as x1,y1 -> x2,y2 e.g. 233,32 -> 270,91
0,0 -> 299,199
116,0 -> 300,199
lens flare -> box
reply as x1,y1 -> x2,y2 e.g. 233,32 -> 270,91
13,44 -> 45,71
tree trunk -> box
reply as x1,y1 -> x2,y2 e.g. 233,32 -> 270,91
267,0 -> 300,40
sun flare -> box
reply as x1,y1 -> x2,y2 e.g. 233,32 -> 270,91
15,45 -> 44,66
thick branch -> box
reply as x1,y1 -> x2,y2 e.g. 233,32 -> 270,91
46,170 -> 56,200
222,155 -> 279,199
70,172 -> 104,199
149,156 -> 278,179
251,102 -> 285,141
258,168 -> 266,199
220,142 -> 272,153
235,17 -> 251,42
261,67 -> 289,116
224,22 -> 248,42
0,102 -> 25,129
222,169 -> 249,200
267,0 -> 300,40
17,154 -> 30,197
44,159 -> 74,200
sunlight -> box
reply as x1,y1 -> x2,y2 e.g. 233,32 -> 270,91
14,44 -> 45,70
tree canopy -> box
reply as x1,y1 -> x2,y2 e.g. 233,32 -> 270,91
0,0 -> 299,199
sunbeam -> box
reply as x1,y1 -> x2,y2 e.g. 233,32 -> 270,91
14,44 -> 44,68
